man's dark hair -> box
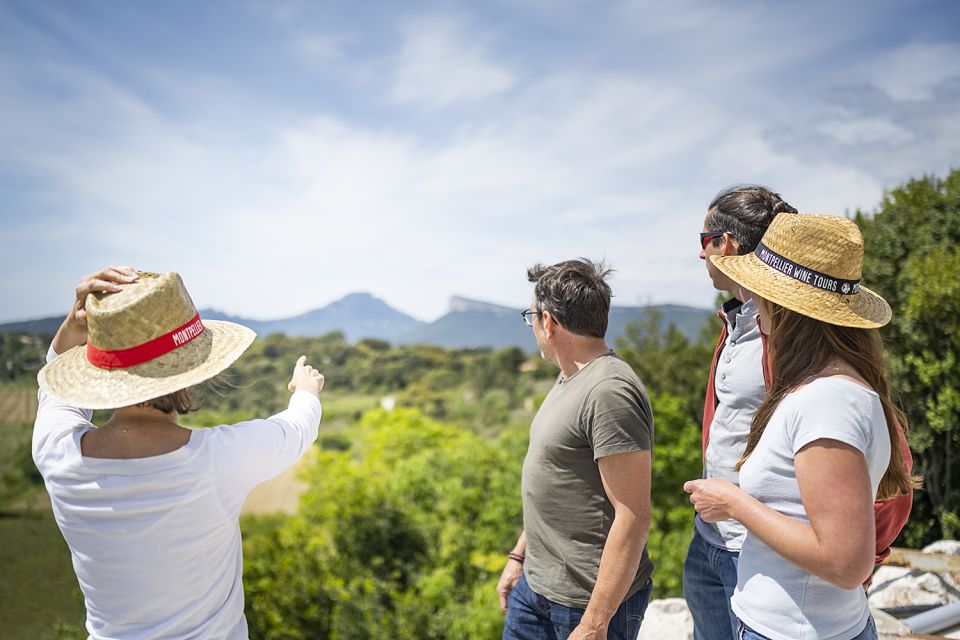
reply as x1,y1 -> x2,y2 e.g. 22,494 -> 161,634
527,259 -> 613,338
706,185 -> 798,254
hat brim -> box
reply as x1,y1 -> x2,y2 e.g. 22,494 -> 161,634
37,320 -> 257,410
710,253 -> 892,328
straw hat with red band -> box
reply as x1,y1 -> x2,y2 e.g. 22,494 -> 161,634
710,213 -> 892,329
38,271 -> 256,410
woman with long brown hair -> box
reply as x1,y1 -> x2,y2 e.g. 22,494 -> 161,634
684,214 -> 916,640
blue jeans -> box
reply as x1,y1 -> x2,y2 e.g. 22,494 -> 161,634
737,615 -> 877,640
683,528 -> 740,640
502,573 -> 652,640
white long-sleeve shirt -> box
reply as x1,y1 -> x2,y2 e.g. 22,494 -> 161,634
33,347 -> 322,640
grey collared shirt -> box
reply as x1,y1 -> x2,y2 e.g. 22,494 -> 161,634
695,298 -> 766,551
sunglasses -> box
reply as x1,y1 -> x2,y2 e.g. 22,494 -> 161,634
700,231 -> 726,249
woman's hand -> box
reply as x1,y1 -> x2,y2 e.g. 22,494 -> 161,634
287,355 -> 325,397
683,478 -> 745,523
52,266 -> 138,354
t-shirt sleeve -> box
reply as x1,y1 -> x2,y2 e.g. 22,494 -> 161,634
581,377 -> 653,461
788,383 -> 873,456
210,390 -> 322,494
33,345 -> 94,470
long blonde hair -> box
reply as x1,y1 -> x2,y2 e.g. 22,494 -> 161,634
736,300 -> 919,499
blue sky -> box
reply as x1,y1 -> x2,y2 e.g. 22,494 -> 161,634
2,0 -> 958,323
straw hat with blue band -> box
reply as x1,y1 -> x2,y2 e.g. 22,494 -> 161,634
710,213 -> 892,329
38,272 -> 256,410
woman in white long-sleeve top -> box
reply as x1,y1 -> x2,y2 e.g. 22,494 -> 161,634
683,215 -> 916,640
34,266 -> 325,640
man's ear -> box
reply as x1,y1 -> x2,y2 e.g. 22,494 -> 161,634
722,233 -> 741,257
541,311 -> 556,338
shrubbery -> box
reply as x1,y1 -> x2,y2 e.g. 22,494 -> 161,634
241,408 -> 526,639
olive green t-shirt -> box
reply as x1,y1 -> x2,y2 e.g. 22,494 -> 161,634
521,351 -> 654,608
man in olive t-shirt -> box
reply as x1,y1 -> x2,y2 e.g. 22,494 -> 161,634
498,259 -> 655,640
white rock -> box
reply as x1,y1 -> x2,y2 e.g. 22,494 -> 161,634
869,540 -> 960,609
869,566 -> 959,608
871,607 -> 909,636
637,598 -> 693,640
924,540 -> 960,556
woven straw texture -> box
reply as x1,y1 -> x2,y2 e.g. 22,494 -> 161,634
711,213 -> 892,328
38,272 -> 256,409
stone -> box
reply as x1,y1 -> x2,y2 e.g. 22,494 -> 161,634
925,540 -> 960,556
637,598 -> 693,640
869,540 -> 960,610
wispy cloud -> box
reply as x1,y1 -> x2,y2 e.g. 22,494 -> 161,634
0,0 -> 957,323
390,15 -> 516,108
867,42 -> 960,102
817,117 -> 915,146
295,32 -> 353,63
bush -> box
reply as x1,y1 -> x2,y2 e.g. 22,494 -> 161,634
242,408 -> 526,639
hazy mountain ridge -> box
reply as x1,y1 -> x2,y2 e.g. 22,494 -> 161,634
398,297 -> 711,349
0,294 -> 711,349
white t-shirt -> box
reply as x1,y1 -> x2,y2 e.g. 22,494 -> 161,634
33,349 -> 322,640
731,377 -> 890,640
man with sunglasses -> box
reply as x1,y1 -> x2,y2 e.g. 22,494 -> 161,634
498,259 -> 654,640
686,185 -> 798,640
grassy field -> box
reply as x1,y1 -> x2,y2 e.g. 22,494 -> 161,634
0,416 -> 79,638
0,386 -> 37,425
0,512 -> 85,638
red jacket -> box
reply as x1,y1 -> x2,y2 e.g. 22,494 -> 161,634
701,305 -> 913,564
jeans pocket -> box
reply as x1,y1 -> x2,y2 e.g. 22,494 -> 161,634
626,581 -> 652,623
738,620 -> 773,640
625,596 -> 644,623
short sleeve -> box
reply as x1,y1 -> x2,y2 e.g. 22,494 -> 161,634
581,377 -> 653,461
788,381 -> 874,456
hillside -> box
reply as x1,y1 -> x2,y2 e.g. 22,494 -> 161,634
397,297 -> 711,349
0,293 -> 711,349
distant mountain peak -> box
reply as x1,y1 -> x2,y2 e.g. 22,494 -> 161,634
449,296 -> 514,316
338,292 -> 376,301
323,292 -> 392,311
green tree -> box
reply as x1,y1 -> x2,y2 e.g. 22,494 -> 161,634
242,408 -> 526,639
0,333 -> 47,383
644,391 -> 703,597
856,169 -> 960,541
618,308 -> 716,597
618,308 -> 716,418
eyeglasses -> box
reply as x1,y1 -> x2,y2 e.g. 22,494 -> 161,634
700,231 -> 725,250
521,309 -> 542,327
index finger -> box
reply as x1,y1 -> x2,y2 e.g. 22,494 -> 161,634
296,355 -> 307,368
682,480 -> 697,494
